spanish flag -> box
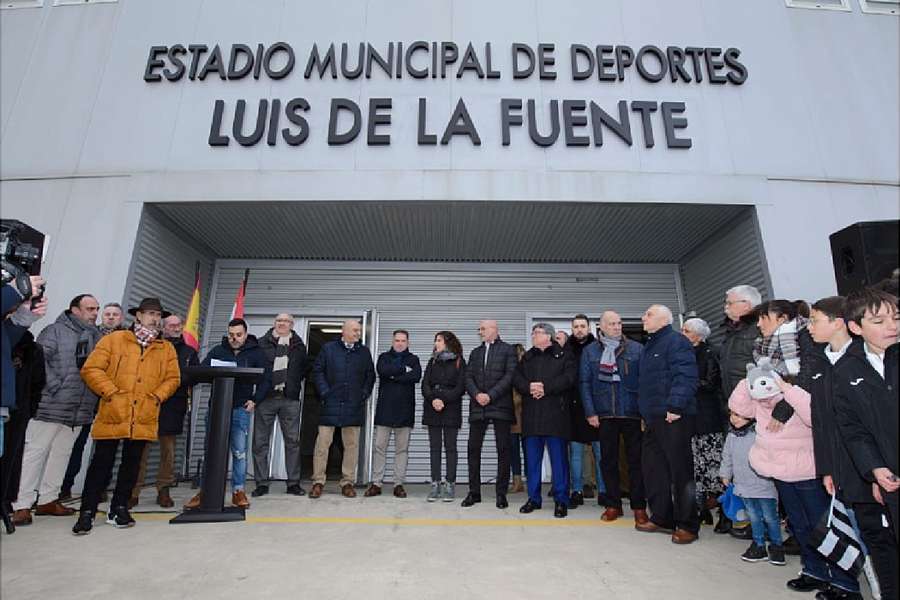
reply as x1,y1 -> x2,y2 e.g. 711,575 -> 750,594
183,263 -> 201,351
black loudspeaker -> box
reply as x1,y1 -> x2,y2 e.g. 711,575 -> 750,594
829,220 -> 899,295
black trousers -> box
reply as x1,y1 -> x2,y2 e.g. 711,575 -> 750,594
427,426 -> 459,483
855,501 -> 898,600
598,417 -> 646,510
468,419 -> 511,496
1,410 -> 30,505
79,439 -> 146,515
642,416 -> 699,533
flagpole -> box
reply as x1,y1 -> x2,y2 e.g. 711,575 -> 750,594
183,261 -> 201,481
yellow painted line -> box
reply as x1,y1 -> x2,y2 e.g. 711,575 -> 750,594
130,513 -> 634,527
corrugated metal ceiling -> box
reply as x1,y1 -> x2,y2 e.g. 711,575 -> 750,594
154,201 -> 749,263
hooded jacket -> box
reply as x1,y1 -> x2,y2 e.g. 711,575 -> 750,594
728,378 -> 815,483
258,328 -> 308,402
374,347 -> 422,428
201,334 -> 269,408
513,341 -> 577,439
81,329 -> 181,441
35,310 -> 101,427
638,325 -> 699,420
313,339 -> 376,427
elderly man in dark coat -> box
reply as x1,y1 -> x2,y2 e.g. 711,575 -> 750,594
515,323 -> 577,518
635,304 -> 700,545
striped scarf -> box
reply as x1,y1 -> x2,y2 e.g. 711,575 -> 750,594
272,335 -> 291,392
598,335 -> 621,383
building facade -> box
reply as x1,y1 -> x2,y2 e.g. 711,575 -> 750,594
2,0 -> 898,484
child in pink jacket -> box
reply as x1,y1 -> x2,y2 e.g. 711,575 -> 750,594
729,358 -> 860,597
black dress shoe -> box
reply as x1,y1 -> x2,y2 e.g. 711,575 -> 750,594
569,491 -> 584,508
519,500 -> 540,514
814,586 -> 862,600
251,485 -> 269,498
554,502 -> 568,518
461,493 -> 481,507
286,484 -> 306,496
787,574 -> 828,592
496,495 -> 509,509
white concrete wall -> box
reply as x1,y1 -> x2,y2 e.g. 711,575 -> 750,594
1,0 -> 898,325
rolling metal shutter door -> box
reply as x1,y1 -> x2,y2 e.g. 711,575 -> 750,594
118,206 -> 215,488
679,207 -> 772,347
196,262 -> 682,483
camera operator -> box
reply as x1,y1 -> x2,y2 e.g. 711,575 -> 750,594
2,276 -> 47,453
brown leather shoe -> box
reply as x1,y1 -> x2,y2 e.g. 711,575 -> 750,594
156,488 -> 174,508
672,528 -> 699,544
393,485 -> 407,498
341,484 -> 357,498
364,484 -> 382,497
34,500 -> 76,516
635,519 -> 674,534
232,490 -> 250,509
601,507 -> 623,522
184,493 -> 202,510
633,508 -> 650,525
12,509 -> 32,525
309,483 -> 324,499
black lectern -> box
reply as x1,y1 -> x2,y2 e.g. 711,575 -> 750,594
170,366 -> 263,524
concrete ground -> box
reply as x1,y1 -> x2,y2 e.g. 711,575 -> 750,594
0,483 -> 875,600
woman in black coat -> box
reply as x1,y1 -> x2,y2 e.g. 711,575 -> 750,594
681,318 -> 727,527
421,330 -> 466,502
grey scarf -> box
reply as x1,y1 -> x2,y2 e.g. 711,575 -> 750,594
598,335 -> 621,383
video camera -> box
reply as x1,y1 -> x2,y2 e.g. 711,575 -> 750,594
1,219 -> 45,301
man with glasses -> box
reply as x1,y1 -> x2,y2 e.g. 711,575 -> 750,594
720,285 -> 762,399
253,313 -> 308,498
463,320 -> 517,509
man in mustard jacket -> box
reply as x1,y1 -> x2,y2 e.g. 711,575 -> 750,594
72,297 -> 180,535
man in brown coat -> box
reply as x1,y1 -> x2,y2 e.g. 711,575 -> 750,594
72,297 -> 179,535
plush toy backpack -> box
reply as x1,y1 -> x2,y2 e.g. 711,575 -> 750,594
746,357 -> 780,399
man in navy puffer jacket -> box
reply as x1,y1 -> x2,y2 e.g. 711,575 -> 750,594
635,304 -> 700,544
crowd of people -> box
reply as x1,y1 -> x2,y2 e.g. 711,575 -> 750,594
1,272 -> 897,600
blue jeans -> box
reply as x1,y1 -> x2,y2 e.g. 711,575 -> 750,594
569,441 -> 604,494
776,479 -> 859,593
229,408 -> 251,491
525,436 -> 569,506
742,497 -> 783,546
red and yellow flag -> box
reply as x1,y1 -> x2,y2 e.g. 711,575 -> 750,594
183,264 -> 201,351
230,269 -> 250,320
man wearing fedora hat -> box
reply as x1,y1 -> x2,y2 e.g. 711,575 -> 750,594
72,297 -> 180,535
